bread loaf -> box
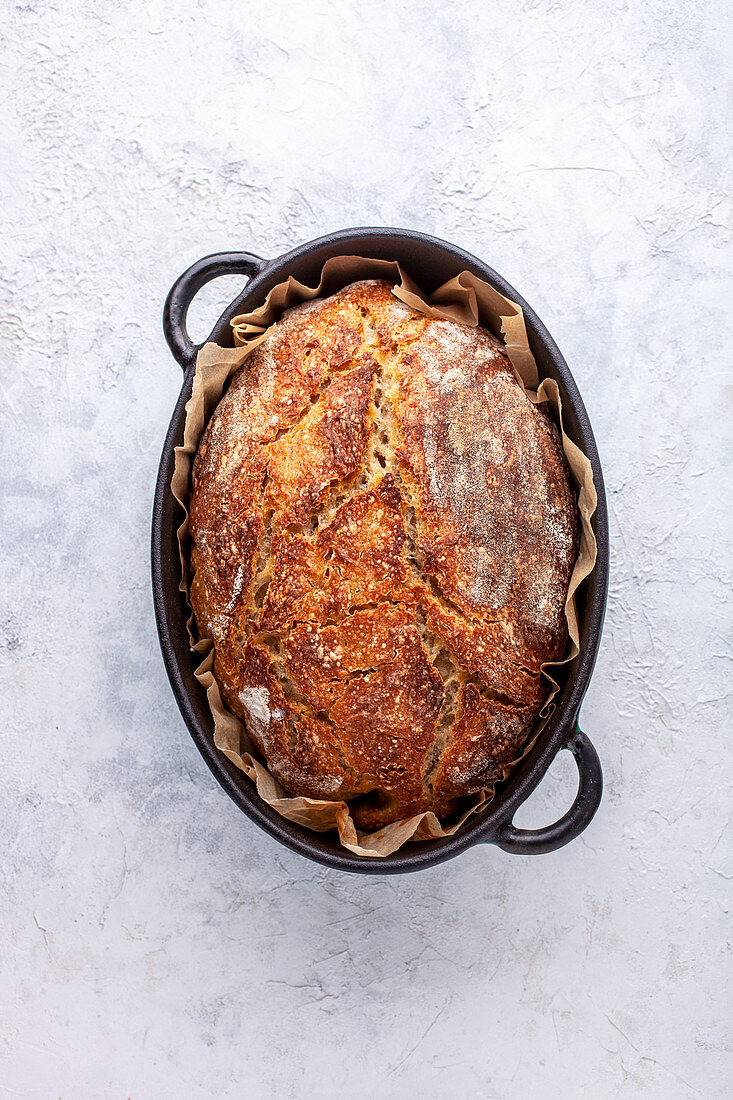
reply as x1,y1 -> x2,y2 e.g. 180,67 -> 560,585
189,280 -> 579,828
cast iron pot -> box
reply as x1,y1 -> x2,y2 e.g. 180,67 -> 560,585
152,227 -> 608,873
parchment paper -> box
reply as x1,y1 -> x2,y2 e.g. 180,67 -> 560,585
171,256 -> 597,857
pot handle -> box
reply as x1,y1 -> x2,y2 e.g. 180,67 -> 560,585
163,251 -> 267,370
493,727 -> 602,855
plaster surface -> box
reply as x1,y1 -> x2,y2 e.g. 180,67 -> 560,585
1,1 -> 731,1097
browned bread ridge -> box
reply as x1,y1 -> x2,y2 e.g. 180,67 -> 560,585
189,280 -> 579,828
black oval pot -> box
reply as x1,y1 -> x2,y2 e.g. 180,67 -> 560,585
152,227 -> 608,873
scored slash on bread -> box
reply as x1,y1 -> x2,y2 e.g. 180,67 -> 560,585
189,280 -> 579,829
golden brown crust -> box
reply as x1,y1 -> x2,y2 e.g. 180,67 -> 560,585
261,476 -> 421,633
264,361 -> 376,525
189,279 -> 580,826
430,685 -> 536,816
422,595 -> 547,708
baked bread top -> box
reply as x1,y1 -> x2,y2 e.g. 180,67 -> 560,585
189,280 -> 579,828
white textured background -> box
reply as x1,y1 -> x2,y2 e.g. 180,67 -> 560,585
1,1 -> 731,1097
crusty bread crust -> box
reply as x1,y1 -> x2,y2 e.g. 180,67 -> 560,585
189,280 -> 579,827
